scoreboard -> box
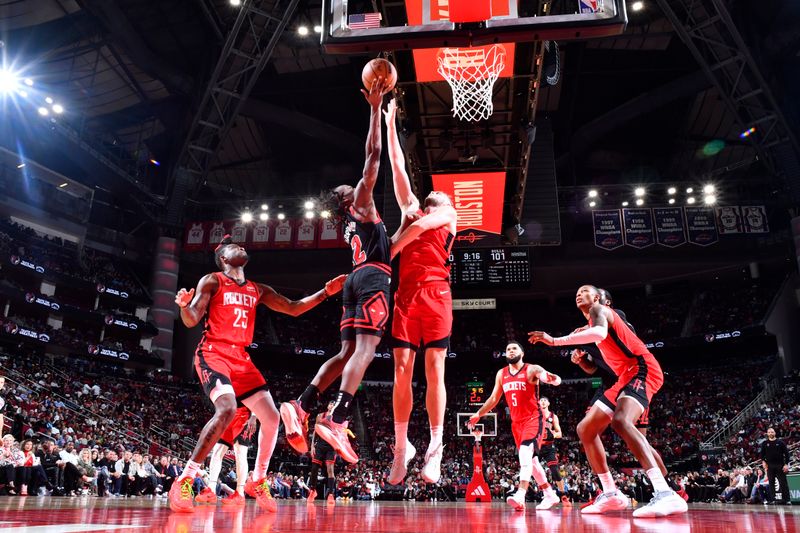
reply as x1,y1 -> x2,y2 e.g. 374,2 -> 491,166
450,247 -> 531,289
466,381 -> 486,406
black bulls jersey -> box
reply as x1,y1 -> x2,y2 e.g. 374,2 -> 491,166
343,207 -> 391,269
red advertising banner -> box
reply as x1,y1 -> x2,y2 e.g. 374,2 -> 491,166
432,172 -> 506,238
405,0 -> 515,83
295,219 -> 318,249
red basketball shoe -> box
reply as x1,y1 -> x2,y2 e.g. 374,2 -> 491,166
195,486 -> 217,504
280,400 -> 310,454
169,476 -> 195,513
315,416 -> 358,463
222,491 -> 246,506
245,477 -> 277,512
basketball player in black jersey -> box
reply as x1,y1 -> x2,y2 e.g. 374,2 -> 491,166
570,289 -> 683,497
281,77 -> 393,464
538,397 -> 566,498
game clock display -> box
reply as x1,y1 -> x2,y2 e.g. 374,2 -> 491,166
450,247 -> 531,288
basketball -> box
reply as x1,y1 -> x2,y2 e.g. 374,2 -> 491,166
362,58 -> 397,91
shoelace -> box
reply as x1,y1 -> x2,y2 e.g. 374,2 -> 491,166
180,479 -> 194,500
255,479 -> 272,498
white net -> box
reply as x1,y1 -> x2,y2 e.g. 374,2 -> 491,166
436,44 -> 507,122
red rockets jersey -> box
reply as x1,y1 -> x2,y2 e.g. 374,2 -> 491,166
201,272 -> 259,348
591,308 -> 660,376
501,363 -> 541,422
397,210 -> 455,292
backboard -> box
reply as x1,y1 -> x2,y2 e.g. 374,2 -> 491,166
321,0 -> 627,54
457,412 -> 498,440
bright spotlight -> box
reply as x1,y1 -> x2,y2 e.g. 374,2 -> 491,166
635,198 -> 644,206
277,213 -> 286,220
687,197 -> 696,205
17,90 -> 27,98
0,69 -> 18,93
241,212 -> 253,223
45,96 -> 53,104
305,211 -> 315,219
686,187 -> 694,194
622,201 -> 629,207
631,1 -> 644,12
298,26 -> 309,36
703,184 -> 715,194
260,203 -> 268,211
634,187 -> 645,197
52,104 -> 64,114
259,212 -> 269,221
321,210 -> 331,219
588,189 -> 598,198
58,183 -> 68,188
314,25 -> 322,33
16,163 -> 25,169
704,195 -> 716,205
229,0 -> 241,5
37,107 -> 49,116
304,200 -> 314,209
668,198 -> 676,205
667,187 -> 676,195
589,201 -> 596,208
23,78 -> 33,87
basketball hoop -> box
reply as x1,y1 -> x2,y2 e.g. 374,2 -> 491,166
436,44 -> 507,122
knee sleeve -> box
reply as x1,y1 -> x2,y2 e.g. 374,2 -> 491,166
518,443 -> 533,483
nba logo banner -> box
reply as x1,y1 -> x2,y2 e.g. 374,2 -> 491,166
684,207 -> 718,246
653,207 -> 686,248
592,210 -> 623,250
715,206 -> 743,234
622,208 -> 655,249
742,205 -> 769,233
183,222 -> 206,251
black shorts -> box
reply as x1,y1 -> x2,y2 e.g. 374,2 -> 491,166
340,263 -> 391,341
589,385 -> 651,429
312,438 -> 337,464
539,443 -> 559,467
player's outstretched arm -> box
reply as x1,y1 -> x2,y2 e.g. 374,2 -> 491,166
175,273 -> 218,328
390,206 -> 457,258
528,364 -> 562,386
384,98 -> 419,216
529,307 -> 609,346
468,370 -> 504,429
354,78 -> 392,218
257,274 -> 346,317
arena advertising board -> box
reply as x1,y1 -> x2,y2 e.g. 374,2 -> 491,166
431,172 -> 506,246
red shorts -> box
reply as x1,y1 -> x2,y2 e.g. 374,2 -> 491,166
511,416 -> 544,450
195,344 -> 267,404
599,358 -> 663,414
218,406 -> 250,447
391,280 -> 452,351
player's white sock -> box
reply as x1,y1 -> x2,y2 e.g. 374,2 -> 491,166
646,467 -> 670,493
394,422 -> 409,450
532,457 -> 552,495
598,471 -> 617,494
429,425 -> 443,450
182,460 -> 202,480
234,442 -> 249,496
244,392 -> 280,480
208,443 -> 225,492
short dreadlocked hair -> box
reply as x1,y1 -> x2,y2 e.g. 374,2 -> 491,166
320,188 -> 348,224
214,234 -> 233,270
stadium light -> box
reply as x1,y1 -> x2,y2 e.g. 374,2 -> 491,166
23,78 -> 33,87
260,203 -> 268,211
668,198 -> 676,205
37,107 -> 49,116
667,187 -> 676,195
259,212 -> 268,221
314,25 -> 322,33
634,187 -> 645,197
241,212 -> 253,223
58,183 -> 68,188
229,0 -> 241,6
589,201 -> 596,208
703,184 -> 715,194
631,1 -> 644,11
304,200 -> 314,209
298,26 -> 309,36
0,69 -> 18,93
52,103 -> 64,114
321,210 -> 331,219
305,211 -> 315,219
635,198 -> 644,206
704,195 -> 716,205
622,201 -> 629,207
277,213 -> 286,220
588,189 -> 598,198
687,197 -> 696,204
686,187 -> 694,194
45,96 -> 53,104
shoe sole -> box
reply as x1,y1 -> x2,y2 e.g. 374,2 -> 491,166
315,424 -> 358,463
537,499 -> 560,510
256,499 -> 277,512
506,497 -> 525,511
280,404 -> 309,454
581,502 -> 629,514
633,502 -> 689,518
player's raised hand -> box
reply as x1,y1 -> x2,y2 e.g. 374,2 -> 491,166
175,288 -> 195,308
361,77 -> 391,108
324,274 -> 348,297
570,349 -> 587,364
528,331 -> 555,345
383,98 -> 398,126
467,414 -> 481,430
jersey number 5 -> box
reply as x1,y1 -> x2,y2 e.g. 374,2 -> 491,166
510,393 -> 517,407
350,234 -> 367,265
233,308 -> 249,329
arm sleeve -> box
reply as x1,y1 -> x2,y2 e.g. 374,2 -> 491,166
552,325 -> 608,346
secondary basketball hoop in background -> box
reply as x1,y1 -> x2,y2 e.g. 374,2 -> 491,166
457,412 -> 496,503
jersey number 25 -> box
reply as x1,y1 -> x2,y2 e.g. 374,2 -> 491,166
233,308 -> 249,329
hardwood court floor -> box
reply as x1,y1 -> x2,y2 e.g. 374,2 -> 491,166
0,497 -> 796,532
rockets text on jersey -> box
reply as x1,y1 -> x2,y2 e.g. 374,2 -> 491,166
200,272 -> 259,349
501,363 -> 541,423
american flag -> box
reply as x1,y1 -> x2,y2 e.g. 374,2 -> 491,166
348,12 -> 382,29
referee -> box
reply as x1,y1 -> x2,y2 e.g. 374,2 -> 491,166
760,427 -> 791,505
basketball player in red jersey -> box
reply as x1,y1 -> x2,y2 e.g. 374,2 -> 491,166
382,98 -> 458,485
171,235 -> 346,513
468,342 -> 563,511
538,397 -> 567,499
529,285 -> 688,517
280,78 -> 393,464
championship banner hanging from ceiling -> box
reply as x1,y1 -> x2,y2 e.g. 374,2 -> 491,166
592,210 -> 624,250
684,206 -> 719,246
715,206 -> 743,235
622,208 -> 655,249
652,207 -> 687,248
431,172 -> 506,246
742,205 -> 769,233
